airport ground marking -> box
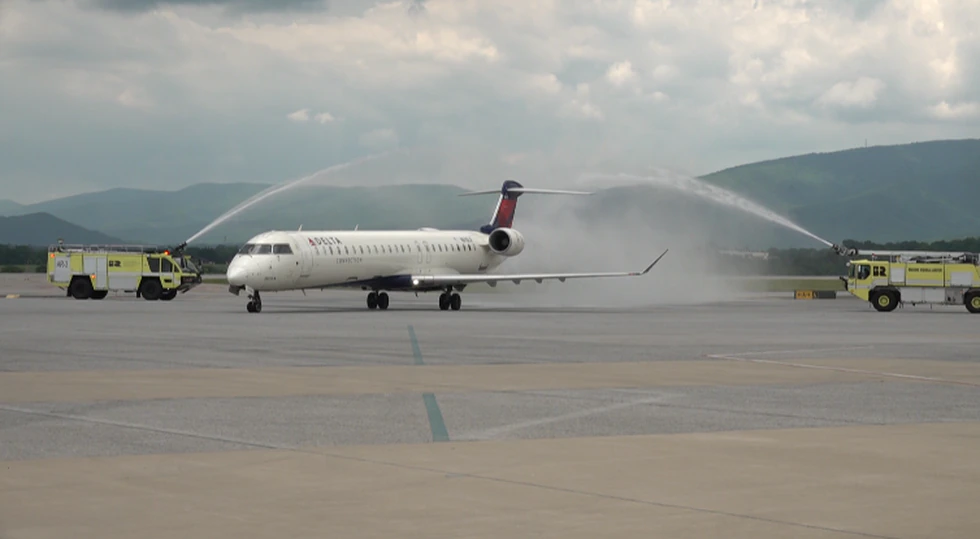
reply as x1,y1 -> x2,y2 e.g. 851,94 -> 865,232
1,400 -> 903,539
455,395 -> 669,441
407,325 -> 450,442
709,351 -> 980,388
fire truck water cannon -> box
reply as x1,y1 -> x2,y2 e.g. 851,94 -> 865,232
831,244 -> 859,257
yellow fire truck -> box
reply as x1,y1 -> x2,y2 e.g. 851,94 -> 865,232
47,242 -> 202,300
832,244 -> 980,313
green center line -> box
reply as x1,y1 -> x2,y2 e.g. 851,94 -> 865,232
407,325 -> 450,442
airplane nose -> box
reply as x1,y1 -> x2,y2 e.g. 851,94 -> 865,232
226,261 -> 248,286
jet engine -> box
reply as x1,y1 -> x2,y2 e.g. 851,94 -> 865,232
487,227 -> 525,256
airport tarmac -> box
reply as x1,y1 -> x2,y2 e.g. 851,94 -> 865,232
1,274 -> 979,538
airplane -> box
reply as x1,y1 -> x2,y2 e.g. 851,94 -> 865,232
224,180 -> 668,313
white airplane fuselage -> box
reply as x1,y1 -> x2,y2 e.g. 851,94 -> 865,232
222,180 -> 666,313
226,228 -> 507,293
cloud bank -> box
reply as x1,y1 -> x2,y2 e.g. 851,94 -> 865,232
1,0 -> 978,203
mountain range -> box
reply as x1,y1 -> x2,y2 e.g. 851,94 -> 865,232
0,213 -> 124,246
1,138 -> 978,249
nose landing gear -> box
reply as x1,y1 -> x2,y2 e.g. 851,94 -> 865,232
246,290 -> 262,313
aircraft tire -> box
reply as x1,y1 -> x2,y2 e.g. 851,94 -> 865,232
450,293 -> 461,311
367,292 -> 378,309
377,292 -> 389,310
438,293 -> 450,310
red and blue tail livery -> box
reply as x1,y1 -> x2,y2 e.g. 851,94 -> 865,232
461,180 -> 593,234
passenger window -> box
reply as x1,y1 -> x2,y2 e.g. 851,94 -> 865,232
345,246 -> 349,254
147,257 -> 160,272
273,244 -> 293,254
329,247 -> 334,255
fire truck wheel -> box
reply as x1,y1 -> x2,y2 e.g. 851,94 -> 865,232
140,279 -> 163,301
965,291 -> 980,313
871,290 -> 898,312
69,278 -> 92,300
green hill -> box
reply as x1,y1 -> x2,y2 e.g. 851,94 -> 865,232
700,138 -> 980,243
4,138 -> 978,248
8,183 -> 493,245
0,213 -> 125,246
0,199 -> 24,216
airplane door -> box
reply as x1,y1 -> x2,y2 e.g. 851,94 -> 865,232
423,241 -> 432,264
415,241 -> 423,264
300,242 -> 313,277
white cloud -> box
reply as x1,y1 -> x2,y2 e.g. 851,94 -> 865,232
817,77 -> 887,108
929,100 -> 980,119
0,0 -> 978,203
287,108 -> 311,122
287,109 -> 336,123
605,60 -> 636,87
359,127 -> 399,150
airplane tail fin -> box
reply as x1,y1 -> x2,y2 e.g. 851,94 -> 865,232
459,180 -> 591,234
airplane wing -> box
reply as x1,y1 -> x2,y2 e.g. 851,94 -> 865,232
409,249 -> 668,287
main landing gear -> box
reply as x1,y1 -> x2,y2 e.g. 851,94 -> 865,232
363,290 -> 462,311
438,291 -> 461,311
367,291 -> 389,310
246,290 -> 262,313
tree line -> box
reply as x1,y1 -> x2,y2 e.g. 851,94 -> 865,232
5,237 -> 980,275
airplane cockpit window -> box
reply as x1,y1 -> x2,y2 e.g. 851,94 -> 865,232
272,244 -> 293,254
238,243 -> 255,254
255,244 -> 272,254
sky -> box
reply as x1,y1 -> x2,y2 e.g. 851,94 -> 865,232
1,0 -> 978,204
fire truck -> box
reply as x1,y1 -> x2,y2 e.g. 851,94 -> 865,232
47,241 -> 202,300
832,244 -> 980,313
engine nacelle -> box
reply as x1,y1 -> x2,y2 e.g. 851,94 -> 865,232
487,227 -> 525,257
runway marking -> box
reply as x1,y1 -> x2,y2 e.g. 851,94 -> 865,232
709,350 -> 980,388
1,360 -> 941,404
709,345 -> 877,358
456,395 -> 670,440
0,424 -> 929,539
408,325 -> 450,442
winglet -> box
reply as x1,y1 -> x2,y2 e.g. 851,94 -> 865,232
635,249 -> 669,275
